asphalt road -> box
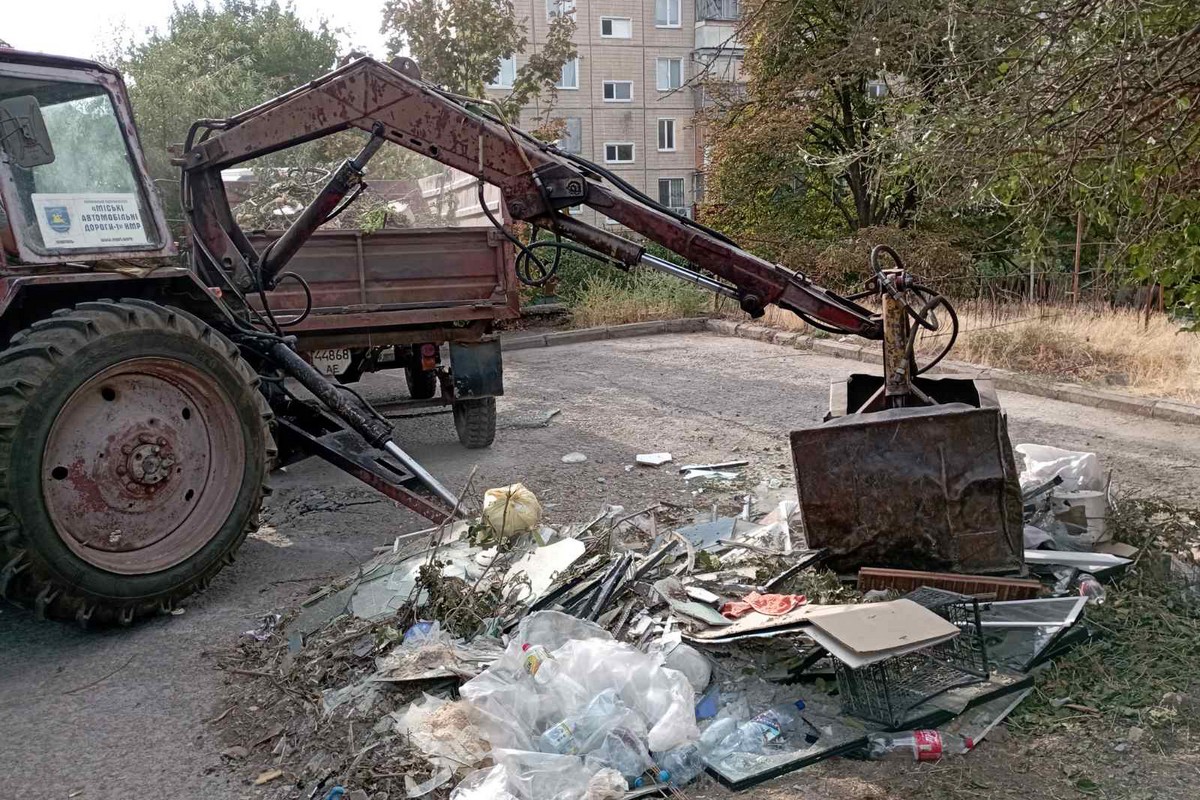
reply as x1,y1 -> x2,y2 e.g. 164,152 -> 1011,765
2,332 -> 1197,799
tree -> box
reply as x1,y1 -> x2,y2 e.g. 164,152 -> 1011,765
706,0 -> 1200,318
109,0 -> 340,216
704,0 -> 950,277
380,0 -> 576,122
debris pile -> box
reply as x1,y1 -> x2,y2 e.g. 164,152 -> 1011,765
215,442 -> 1144,798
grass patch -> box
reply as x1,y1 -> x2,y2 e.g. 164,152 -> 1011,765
1013,496 -> 1200,736
570,268 -> 712,328
751,301 -> 1200,402
947,303 -> 1200,403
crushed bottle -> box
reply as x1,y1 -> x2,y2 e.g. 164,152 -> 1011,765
700,700 -> 819,762
1077,573 -> 1107,604
867,730 -> 973,762
650,742 -> 705,787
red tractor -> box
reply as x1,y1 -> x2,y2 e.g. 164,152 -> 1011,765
0,50 -> 1017,626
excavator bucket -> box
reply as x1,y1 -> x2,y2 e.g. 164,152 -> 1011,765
791,374 -> 1024,575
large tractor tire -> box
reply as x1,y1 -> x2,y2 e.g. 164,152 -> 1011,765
0,300 -> 274,625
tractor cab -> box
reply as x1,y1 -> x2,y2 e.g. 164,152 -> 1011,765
0,50 -> 174,266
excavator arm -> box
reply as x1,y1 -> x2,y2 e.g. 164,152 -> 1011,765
181,56 -> 881,339
180,57 -> 972,528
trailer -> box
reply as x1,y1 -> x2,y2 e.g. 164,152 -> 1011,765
246,226 -> 518,448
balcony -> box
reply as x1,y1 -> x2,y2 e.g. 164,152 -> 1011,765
696,0 -> 739,21
694,0 -> 743,80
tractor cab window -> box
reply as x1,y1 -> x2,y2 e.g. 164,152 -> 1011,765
0,76 -> 162,255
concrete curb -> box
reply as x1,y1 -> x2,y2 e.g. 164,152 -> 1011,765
702,320 -> 1200,426
501,317 -> 708,352
499,316 -> 1200,425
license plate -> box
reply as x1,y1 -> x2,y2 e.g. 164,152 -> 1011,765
311,348 -> 353,376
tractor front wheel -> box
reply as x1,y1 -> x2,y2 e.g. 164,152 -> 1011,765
0,300 -> 274,625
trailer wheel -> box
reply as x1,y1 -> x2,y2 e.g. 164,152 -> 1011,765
453,397 -> 496,449
0,300 -> 274,625
405,365 -> 437,400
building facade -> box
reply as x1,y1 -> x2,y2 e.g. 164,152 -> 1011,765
484,0 -> 742,229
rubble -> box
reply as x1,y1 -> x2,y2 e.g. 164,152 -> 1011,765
212,441 -> 1160,798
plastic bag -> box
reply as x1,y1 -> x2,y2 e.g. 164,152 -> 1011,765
537,688 -> 647,755
451,751 -> 627,800
483,483 -> 543,537
1016,444 -> 1103,492
460,611 -> 699,755
395,694 -> 490,773
651,641 -> 711,693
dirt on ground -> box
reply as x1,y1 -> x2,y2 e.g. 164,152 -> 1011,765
2,333 -> 1199,800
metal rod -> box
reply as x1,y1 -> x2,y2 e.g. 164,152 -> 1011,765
383,440 -> 460,509
639,252 -> 739,298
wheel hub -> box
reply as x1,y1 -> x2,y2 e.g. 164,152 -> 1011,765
124,438 -> 176,486
41,357 -> 247,574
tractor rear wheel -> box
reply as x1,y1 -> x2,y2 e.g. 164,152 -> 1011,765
0,300 -> 274,625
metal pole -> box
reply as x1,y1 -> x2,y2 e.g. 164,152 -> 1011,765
383,441 -> 460,509
1072,210 -> 1083,304
639,251 -> 739,298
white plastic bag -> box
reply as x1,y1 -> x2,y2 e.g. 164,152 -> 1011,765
459,611 -> 700,755
395,694 -> 490,773
1016,444 -> 1103,492
452,751 -> 626,800
483,483 -> 543,537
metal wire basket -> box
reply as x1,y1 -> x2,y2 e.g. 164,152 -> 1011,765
834,587 -> 990,727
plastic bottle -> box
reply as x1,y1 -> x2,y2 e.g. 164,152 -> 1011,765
695,717 -> 741,762
717,700 -> 817,756
521,642 -> 553,679
866,730 -> 973,762
746,700 -> 814,745
538,689 -> 623,755
653,743 -> 705,787
1077,574 -> 1107,604
595,727 -> 651,783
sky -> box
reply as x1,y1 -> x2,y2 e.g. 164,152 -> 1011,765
3,0 -> 392,60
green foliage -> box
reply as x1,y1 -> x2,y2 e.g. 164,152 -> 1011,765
1014,496 -> 1200,733
110,0 -> 339,183
107,0 -> 340,229
569,267 -> 712,328
380,0 -> 576,121
707,0 -> 1200,323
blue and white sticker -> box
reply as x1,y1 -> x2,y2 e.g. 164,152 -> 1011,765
31,193 -> 148,249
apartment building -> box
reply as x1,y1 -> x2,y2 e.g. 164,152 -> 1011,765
484,0 -> 742,229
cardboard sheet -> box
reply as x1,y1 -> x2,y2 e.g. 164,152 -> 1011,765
806,600 -> 959,667
680,603 -> 843,641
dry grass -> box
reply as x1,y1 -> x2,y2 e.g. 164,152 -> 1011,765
945,303 -> 1200,403
569,269 -> 712,328
747,302 -> 1200,403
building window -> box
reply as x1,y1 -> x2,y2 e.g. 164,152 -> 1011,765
655,0 -> 681,27
603,80 -> 633,102
604,142 -> 635,163
658,177 -> 686,213
657,118 -> 676,151
656,58 -> 683,91
557,117 -> 583,154
600,17 -> 632,38
547,0 -> 575,19
697,0 -> 738,20
568,205 -> 583,215
487,56 -> 516,89
557,59 -> 579,89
